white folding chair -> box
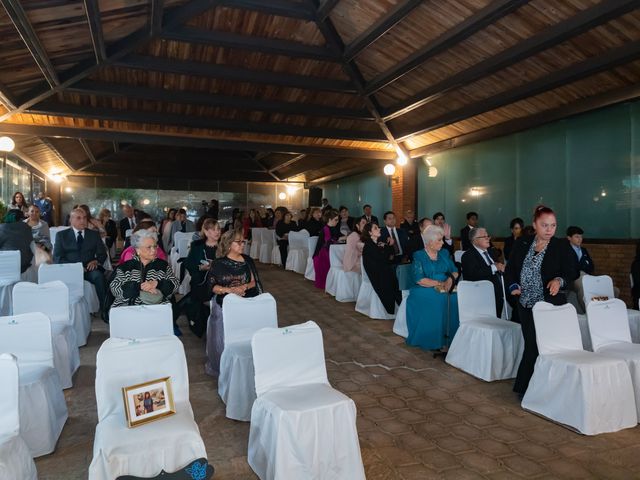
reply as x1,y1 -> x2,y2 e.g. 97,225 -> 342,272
250,228 -> 264,259
49,226 -> 70,250
84,280 -> 100,313
583,274 -> 640,343
0,250 -> 21,316
39,262 -> 91,346
248,321 -> 365,480
109,304 -> 174,339
285,229 -> 309,274
89,336 -> 207,480
522,302 -> 637,435
328,243 -> 362,302
271,230 -> 282,266
392,290 -> 410,337
0,313 -> 68,457
219,294 -> 278,421
304,236 -> 319,281
445,281 -> 524,381
0,354 -> 37,480
454,250 -> 464,263
13,281 -> 80,389
355,258 -> 395,319
260,229 -> 275,264
176,235 -> 192,260
588,299 -> 640,419
325,244 -> 346,297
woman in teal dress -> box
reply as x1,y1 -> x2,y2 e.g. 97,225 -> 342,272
406,225 -> 460,351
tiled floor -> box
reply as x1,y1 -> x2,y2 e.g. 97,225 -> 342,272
36,264 -> 640,479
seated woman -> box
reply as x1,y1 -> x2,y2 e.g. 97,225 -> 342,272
99,208 -> 118,253
242,208 -> 262,240
183,218 -> 221,337
343,217 -> 366,273
304,207 -> 323,237
206,229 -> 263,377
24,204 -> 51,250
118,220 -> 167,265
276,211 -> 297,268
312,209 -> 339,289
361,223 -> 402,314
109,229 -> 180,309
0,209 -> 33,273
406,225 -> 460,352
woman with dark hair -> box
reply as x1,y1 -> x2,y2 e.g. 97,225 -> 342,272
10,191 -> 29,214
297,209 -> 309,230
0,209 -> 33,273
312,209 -> 339,289
206,229 -> 263,376
143,392 -> 154,413
505,205 -> 577,396
263,208 -> 275,228
99,208 -> 117,251
24,204 -> 51,251
343,217 -> 367,273
304,207 -> 323,237
161,208 -> 177,252
276,211 -> 297,269
242,209 -> 263,240
361,223 -> 402,314
504,217 -> 524,261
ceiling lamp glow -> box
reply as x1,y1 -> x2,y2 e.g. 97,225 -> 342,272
383,164 -> 396,176
396,154 -> 408,166
0,136 -> 15,152
278,192 -> 287,200
428,166 -> 438,178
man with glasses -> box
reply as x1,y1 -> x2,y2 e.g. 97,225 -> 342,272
461,227 -> 505,317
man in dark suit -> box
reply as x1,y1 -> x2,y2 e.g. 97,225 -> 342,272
119,204 -> 137,242
460,211 -> 479,251
361,204 -> 379,225
400,210 -> 419,239
379,211 -> 410,264
53,208 -> 108,312
461,227 -> 505,317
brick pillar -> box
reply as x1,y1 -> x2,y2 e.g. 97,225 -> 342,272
391,160 -> 417,217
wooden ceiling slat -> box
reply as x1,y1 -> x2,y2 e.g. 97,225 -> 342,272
83,0 -> 106,63
78,138 -> 95,164
113,54 -> 357,93
150,0 -> 165,35
317,0 -> 339,21
217,0 -> 315,20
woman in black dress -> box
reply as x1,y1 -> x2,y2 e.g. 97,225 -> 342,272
205,228 -> 263,377
304,207 -> 323,237
275,211 -> 297,268
503,217 -> 524,261
505,205 -> 577,396
361,223 -> 402,314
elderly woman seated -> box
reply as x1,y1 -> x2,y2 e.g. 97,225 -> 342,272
109,229 -> 179,309
406,225 -> 460,352
0,209 -> 33,273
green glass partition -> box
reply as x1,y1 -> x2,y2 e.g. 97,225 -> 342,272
320,170 -> 391,219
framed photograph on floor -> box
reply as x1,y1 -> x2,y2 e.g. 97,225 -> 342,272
122,377 -> 175,428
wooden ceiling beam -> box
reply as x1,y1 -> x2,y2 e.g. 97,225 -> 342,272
395,40 -> 640,141
409,83 -> 640,159
161,27 -> 340,62
114,54 -> 357,93
253,155 -> 282,181
83,0 -> 106,63
364,0 -> 530,95
78,138 -> 96,164
384,0 -> 640,121
39,137 -> 76,171
28,102 -> 387,142
0,123 -> 398,159
82,166 -> 277,182
269,154 -> 307,173
308,163 -> 379,184
218,0 -> 315,20
0,80 -> 17,110
150,0 -> 165,36
343,0 -> 423,62
1,0 -> 60,87
317,0 -> 340,21
67,80 -> 372,120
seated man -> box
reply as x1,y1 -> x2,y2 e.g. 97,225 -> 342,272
566,226 -> 618,311
361,204 -> 379,225
379,211 -> 409,264
461,227 -> 505,318
400,210 -> 419,238
53,207 -> 107,313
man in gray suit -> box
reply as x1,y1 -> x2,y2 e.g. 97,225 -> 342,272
53,208 -> 108,312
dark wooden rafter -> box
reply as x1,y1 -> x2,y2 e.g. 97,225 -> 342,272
0,80 -> 17,110
0,123 -> 398,159
83,0 -> 106,63
78,138 -> 96,164
395,40 -> 640,141
364,0 -> 530,95
305,0 -> 407,157
0,0 -> 225,123
77,143 -> 137,171
160,27 -> 341,62
308,163 -> 379,184
67,81 -> 373,120
39,137 -> 75,171
384,0 -> 640,121
0,0 -> 59,87
343,0 -> 423,61
218,0 -> 315,20
282,156 -> 345,179
114,55 -> 357,93
253,157 -> 282,181
317,0 -> 340,21
150,0 -> 165,36
269,154 -> 307,173
27,102 -> 387,142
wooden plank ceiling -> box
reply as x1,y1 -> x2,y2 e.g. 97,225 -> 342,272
0,0 -> 638,184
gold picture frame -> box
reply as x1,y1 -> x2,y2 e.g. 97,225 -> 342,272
122,377 -> 175,428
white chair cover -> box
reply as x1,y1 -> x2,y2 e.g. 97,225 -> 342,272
454,250 -> 464,263
248,321 -> 365,480
0,354 -> 38,480
522,302 -> 637,435
176,236 -> 191,260
0,250 -> 21,317
285,229 -> 309,274
250,228 -> 264,259
39,263 -> 92,346
49,226 -> 70,249
0,313 -> 68,457
446,281 -> 524,381
85,280 -> 100,313
168,244 -> 191,296
12,281 -> 80,389
325,244 -> 346,297
355,258 -> 395,320
109,304 -> 174,339
219,294 -> 278,421
392,290 -> 410,337
587,299 -> 640,418
583,274 -> 640,343
304,236 -> 319,281
89,336 -> 207,480
271,238 -> 281,266
260,230 -> 276,264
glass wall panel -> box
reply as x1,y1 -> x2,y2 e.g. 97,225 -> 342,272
319,170 -> 391,219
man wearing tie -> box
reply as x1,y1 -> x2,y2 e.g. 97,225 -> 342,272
53,208 -> 108,313
379,211 -> 409,264
118,204 -> 137,242
461,227 -> 505,317
361,204 -> 379,226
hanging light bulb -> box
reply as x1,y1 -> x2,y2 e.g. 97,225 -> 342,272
383,164 -> 396,176
278,192 -> 287,200
428,166 -> 438,178
396,154 -> 408,166
0,136 -> 15,152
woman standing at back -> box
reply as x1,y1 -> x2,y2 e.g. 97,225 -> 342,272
505,205 -> 577,397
